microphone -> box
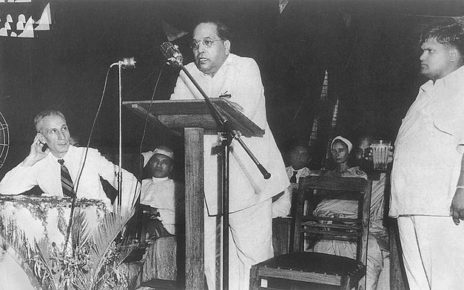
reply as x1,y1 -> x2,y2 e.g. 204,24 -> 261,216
160,42 -> 183,67
110,57 -> 136,69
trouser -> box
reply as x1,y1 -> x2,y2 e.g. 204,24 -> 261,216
397,215 -> 464,290
204,199 -> 273,290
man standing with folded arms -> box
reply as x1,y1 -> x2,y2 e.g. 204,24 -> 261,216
390,19 -> 464,290
170,20 -> 289,290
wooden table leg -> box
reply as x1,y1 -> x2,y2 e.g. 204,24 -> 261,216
184,128 -> 205,290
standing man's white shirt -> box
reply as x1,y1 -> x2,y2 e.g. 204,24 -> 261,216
390,66 -> 464,217
171,53 -> 289,214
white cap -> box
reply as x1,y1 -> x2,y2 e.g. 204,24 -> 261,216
153,146 -> 174,160
331,136 -> 353,153
142,146 -> 174,167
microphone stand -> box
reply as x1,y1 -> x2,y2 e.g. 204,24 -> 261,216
117,61 -> 123,212
179,66 -> 271,290
112,58 -> 135,212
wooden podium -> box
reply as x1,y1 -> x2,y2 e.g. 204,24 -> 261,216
123,98 -> 264,289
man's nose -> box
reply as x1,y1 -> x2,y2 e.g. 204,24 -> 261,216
419,52 -> 426,61
57,131 -> 65,139
197,42 -> 207,53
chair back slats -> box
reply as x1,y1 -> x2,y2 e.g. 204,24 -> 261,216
303,222 -> 361,232
303,216 -> 360,224
304,230 -> 358,239
294,176 -> 372,266
303,224 -> 360,241
299,176 -> 368,192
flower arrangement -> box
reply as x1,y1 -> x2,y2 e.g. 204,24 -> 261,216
32,209 -> 136,290
0,196 -> 138,290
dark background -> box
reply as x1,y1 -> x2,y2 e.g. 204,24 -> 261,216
1,0 -> 464,177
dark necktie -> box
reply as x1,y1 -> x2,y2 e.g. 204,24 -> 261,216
58,159 -> 76,198
290,170 -> 298,183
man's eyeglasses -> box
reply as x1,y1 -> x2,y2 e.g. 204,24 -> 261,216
190,38 -> 223,50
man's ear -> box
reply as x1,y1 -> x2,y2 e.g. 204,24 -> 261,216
168,162 -> 175,174
224,40 -> 231,55
38,133 -> 46,144
449,47 -> 460,62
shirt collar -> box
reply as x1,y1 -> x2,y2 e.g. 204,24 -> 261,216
422,65 -> 464,93
49,145 -> 75,163
198,53 -> 234,78
151,176 -> 169,183
290,166 -> 305,173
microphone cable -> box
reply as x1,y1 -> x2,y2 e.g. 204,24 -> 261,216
130,64 -> 165,242
137,64 -> 165,175
63,64 -> 112,255
75,66 -> 112,192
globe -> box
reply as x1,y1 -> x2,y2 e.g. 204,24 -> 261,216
0,112 -> 9,169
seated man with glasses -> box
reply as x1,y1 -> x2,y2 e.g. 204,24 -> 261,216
170,20 -> 289,290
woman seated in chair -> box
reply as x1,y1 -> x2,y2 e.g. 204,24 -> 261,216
312,136 -> 389,290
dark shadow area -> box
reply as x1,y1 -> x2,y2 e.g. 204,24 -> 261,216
2,1 -> 464,175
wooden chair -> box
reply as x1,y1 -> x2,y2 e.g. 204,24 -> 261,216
250,176 -> 372,290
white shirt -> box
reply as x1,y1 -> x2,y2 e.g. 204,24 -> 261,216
390,65 -> 464,217
140,177 -> 182,235
285,166 -> 313,184
272,166 -> 314,218
0,145 -> 140,211
171,53 -> 289,214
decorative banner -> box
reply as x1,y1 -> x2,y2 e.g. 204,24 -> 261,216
320,69 -> 329,102
0,1 -> 50,38
0,0 -> 32,2
323,97 -> 339,165
279,0 -> 289,14
308,69 -> 329,149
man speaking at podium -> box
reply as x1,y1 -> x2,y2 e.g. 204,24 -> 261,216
170,20 -> 289,290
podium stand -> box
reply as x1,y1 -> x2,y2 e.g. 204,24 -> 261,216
124,98 -> 264,289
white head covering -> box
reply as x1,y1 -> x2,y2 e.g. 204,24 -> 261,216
331,136 -> 353,153
142,146 -> 174,167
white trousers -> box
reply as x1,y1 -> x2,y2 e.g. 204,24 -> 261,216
397,215 -> 464,290
204,199 -> 273,290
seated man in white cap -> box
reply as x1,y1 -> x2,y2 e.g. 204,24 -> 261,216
140,146 -> 184,238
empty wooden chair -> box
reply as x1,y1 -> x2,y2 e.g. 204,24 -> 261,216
250,176 -> 372,290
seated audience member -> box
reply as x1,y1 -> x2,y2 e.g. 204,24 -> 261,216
354,135 -> 390,249
0,110 -> 139,213
140,146 -> 183,238
312,136 -> 389,290
272,144 -> 314,218
138,146 -> 183,283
